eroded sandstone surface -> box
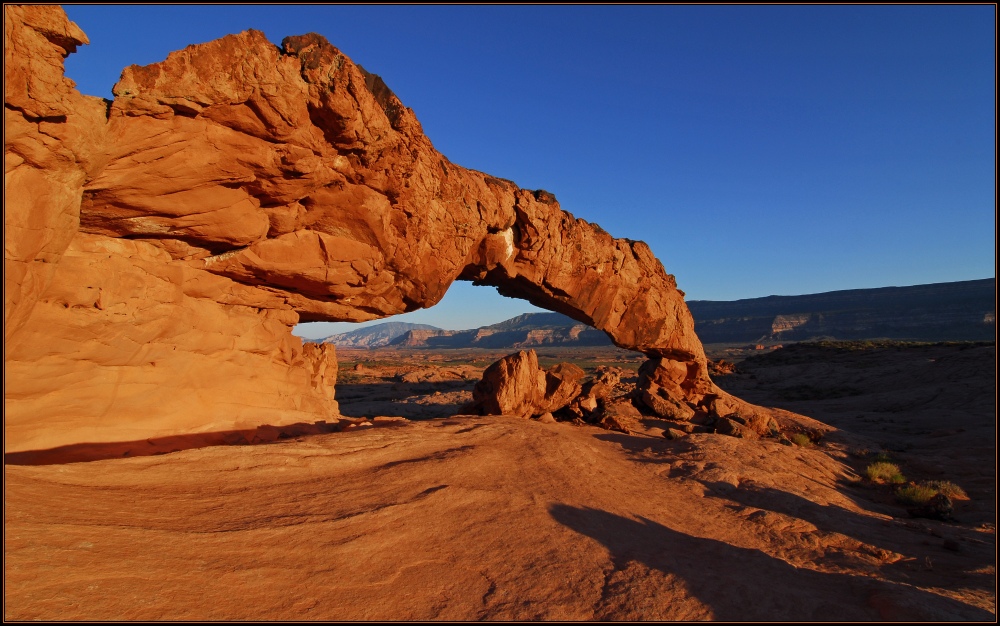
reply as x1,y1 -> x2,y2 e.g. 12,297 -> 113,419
5,410 -> 995,620
6,6 -> 756,453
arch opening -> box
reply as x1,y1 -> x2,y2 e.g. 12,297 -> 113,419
296,282 -> 648,422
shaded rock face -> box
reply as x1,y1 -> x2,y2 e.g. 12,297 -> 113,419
4,7 -> 754,451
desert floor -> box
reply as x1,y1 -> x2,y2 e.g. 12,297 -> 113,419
4,342 -> 995,620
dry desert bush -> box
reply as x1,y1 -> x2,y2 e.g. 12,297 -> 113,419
865,461 -> 906,484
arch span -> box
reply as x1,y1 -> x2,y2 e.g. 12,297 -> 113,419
5,8 -> 765,453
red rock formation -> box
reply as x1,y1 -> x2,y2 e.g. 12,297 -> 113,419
5,9 -> 340,452
4,6 -> 766,452
4,5 -> 108,355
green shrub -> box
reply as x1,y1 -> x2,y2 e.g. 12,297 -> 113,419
895,483 -> 938,506
866,462 -> 906,484
789,433 -> 813,447
924,480 -> 968,500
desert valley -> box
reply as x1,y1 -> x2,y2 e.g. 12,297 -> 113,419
4,6 -> 995,621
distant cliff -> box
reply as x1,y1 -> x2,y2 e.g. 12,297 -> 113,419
688,278 -> 995,343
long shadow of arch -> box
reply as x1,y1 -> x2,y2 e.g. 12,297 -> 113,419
592,428 -> 994,543
590,430 -> 996,592
3,420 -> 347,465
549,504 -> 994,621
702,480 -> 998,594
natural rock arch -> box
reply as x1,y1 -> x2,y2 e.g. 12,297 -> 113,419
4,7 -> 766,455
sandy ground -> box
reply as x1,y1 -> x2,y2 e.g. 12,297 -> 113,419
4,343 -> 995,620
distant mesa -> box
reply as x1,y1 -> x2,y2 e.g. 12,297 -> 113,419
688,278 -> 995,344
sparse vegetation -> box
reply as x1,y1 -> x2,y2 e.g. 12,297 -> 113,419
895,483 -> 938,506
336,369 -> 365,384
859,452 -> 968,508
894,480 -> 968,508
789,433 -> 813,447
866,461 -> 906,484
924,480 -> 968,500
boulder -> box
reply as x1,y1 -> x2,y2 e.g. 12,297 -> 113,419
592,365 -> 625,388
536,412 -> 556,424
640,384 -> 697,421
466,352 -> 595,418
912,493 -> 955,522
466,350 -> 546,418
664,427 -> 688,440
596,400 -> 644,432
636,357 -> 779,437
542,363 -> 586,413
715,417 -> 759,440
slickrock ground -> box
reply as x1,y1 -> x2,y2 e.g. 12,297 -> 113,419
5,343 -> 995,621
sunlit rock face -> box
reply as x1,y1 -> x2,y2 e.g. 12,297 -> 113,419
5,6 -> 755,453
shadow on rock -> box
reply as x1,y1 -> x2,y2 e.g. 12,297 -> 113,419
4,420 -> 348,465
548,504 -> 994,621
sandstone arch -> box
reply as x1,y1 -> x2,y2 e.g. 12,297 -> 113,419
5,7 -> 765,454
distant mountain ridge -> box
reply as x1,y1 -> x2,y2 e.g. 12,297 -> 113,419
386,312 -> 612,349
322,322 -> 440,348
319,312 -> 613,349
316,278 -> 995,348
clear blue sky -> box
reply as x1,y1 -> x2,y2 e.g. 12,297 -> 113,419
61,5 -> 996,339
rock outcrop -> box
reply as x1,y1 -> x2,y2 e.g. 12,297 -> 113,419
5,6 -> 763,453
4,5 -> 108,354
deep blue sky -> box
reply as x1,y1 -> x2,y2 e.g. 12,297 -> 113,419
61,5 -> 996,339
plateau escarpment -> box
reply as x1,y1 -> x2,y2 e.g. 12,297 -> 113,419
5,6 -> 760,453
689,279 -> 996,344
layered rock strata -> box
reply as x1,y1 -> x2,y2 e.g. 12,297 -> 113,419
5,6 -> 764,453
